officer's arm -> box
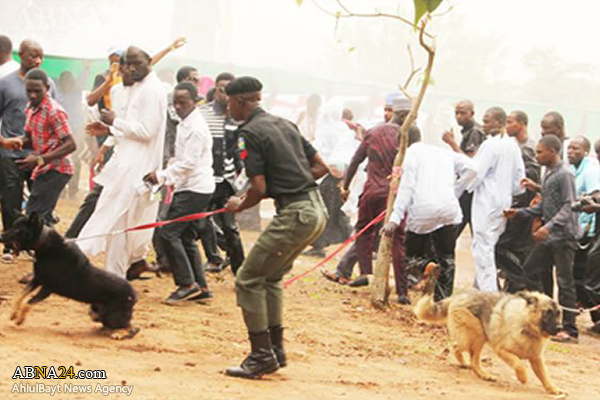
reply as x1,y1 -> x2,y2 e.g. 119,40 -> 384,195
233,175 -> 267,213
309,153 -> 329,180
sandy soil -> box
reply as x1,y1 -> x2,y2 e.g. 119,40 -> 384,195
0,197 -> 599,400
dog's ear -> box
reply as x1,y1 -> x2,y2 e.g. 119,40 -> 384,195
517,291 -> 538,306
28,212 -> 42,227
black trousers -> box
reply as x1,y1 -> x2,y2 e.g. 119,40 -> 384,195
311,175 -> 352,250
0,156 -> 32,242
158,191 -> 212,288
582,232 -> 600,323
65,184 -> 103,238
455,191 -> 473,239
523,238 -> 578,337
195,214 -> 224,266
335,241 -> 359,279
210,182 -> 245,273
495,213 -> 534,293
405,225 -> 457,301
26,171 -> 71,226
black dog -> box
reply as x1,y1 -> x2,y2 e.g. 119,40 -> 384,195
0,212 -> 138,338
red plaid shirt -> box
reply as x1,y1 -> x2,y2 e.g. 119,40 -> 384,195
25,94 -> 73,180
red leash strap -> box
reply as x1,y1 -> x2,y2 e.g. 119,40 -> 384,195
124,208 -> 228,232
283,210 -> 387,288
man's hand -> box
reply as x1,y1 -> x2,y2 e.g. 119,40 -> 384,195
503,209 -> 518,219
91,151 -> 105,173
225,196 -> 242,213
382,221 -> 399,237
533,226 -> 550,242
143,171 -> 159,186
521,177 -> 541,192
86,121 -> 110,137
108,62 -> 120,83
442,129 -> 459,152
15,154 -> 39,170
340,188 -> 350,203
329,165 -> 343,179
171,37 -> 187,50
1,137 -> 23,150
100,109 -> 116,126
580,203 -> 598,214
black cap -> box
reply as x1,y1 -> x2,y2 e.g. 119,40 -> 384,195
225,76 -> 263,96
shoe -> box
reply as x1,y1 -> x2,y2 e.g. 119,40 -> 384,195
321,269 -> 350,285
164,284 -> 201,304
269,325 -> 286,368
205,262 -> 223,273
348,275 -> 369,287
302,248 -> 326,258
1,253 -> 16,264
225,331 -> 280,379
187,289 -> 214,301
397,295 -> 411,305
550,331 -> 578,344
126,259 -> 160,281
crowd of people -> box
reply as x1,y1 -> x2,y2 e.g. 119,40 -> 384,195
0,33 -> 599,379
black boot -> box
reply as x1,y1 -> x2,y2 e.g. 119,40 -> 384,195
225,331 -> 280,378
269,325 -> 287,368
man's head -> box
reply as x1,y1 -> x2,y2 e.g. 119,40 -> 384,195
342,108 -> 354,121
172,82 -> 198,120
176,66 -> 200,84
454,99 -> 475,127
123,46 -> 151,83
119,55 -> 135,87
306,93 -> 322,118
408,125 -> 421,147
225,76 -> 263,122
58,71 -> 75,92
595,139 -> 600,164
541,111 -> 565,139
482,107 -> 506,136
106,45 -> 123,64
536,134 -> 562,167
567,135 -> 591,167
0,35 -> 13,62
214,72 -> 235,107
391,97 -> 412,126
19,40 -> 44,73
25,68 -> 50,108
506,110 -> 528,137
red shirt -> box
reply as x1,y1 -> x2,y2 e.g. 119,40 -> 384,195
349,122 -> 399,196
25,94 -> 73,179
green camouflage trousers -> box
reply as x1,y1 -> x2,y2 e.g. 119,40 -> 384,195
236,190 -> 328,333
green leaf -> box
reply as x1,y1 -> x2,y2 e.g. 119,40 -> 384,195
348,46 -> 356,53
413,0 -> 444,26
296,0 -> 303,6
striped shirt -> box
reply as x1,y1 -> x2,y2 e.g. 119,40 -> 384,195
199,101 -> 238,185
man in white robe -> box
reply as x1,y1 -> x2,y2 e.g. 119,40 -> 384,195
469,107 -> 525,292
79,45 -> 167,279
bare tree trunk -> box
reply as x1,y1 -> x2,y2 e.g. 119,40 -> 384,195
370,21 -> 436,309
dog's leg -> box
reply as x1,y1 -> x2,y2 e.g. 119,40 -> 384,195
27,287 -> 52,304
470,338 -> 495,381
495,348 -> 527,384
15,286 -> 48,326
10,281 -> 38,322
529,356 -> 565,395
452,345 -> 467,368
108,327 -> 140,340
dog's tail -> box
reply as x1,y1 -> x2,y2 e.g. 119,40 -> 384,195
414,262 -> 449,324
414,294 -> 450,323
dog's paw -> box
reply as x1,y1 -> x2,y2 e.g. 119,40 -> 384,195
110,327 -> 140,340
14,314 -> 26,326
515,366 -> 527,384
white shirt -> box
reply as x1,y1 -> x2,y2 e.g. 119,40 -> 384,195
468,134 -> 525,217
0,60 -> 19,81
389,142 -> 477,234
157,108 -> 215,194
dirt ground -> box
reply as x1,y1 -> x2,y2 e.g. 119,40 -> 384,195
1,196 -> 599,400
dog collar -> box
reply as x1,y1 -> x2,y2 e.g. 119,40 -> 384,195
34,225 -> 51,251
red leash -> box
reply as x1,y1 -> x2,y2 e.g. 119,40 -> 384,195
283,210 -> 387,288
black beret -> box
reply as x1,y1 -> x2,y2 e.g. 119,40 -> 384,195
225,76 -> 263,96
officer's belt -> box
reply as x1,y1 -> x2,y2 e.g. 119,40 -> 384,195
274,191 -> 312,209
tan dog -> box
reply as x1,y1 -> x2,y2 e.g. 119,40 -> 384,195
414,267 -> 564,395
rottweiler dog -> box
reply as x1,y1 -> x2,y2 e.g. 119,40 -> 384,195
0,212 -> 139,339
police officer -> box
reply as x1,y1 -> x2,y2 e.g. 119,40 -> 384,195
223,77 -> 328,378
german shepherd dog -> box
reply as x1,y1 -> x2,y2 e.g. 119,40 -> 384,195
414,264 -> 564,395
0,213 -> 139,339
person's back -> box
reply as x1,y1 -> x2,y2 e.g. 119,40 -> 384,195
361,122 -> 398,195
